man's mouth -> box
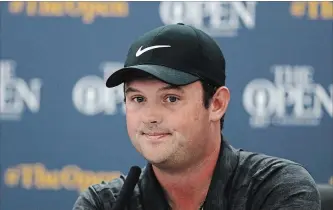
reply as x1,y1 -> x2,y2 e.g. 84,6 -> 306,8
143,132 -> 170,136
141,132 -> 171,140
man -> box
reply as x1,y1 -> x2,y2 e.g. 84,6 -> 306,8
73,23 -> 321,210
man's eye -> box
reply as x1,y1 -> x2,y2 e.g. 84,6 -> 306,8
165,96 -> 179,103
133,96 -> 145,103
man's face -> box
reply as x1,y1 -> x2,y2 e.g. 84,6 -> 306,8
124,78 -> 212,169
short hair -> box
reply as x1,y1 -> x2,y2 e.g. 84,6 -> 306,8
200,81 -> 225,131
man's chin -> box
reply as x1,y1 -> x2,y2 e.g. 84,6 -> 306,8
147,158 -> 171,169
145,155 -> 167,163
143,153 -> 170,165
147,158 -> 183,172
138,143 -> 176,166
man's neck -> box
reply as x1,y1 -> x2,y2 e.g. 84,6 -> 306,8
152,136 -> 221,209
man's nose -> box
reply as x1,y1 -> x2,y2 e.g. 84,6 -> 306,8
142,105 -> 163,124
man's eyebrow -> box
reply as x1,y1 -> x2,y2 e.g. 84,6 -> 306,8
124,84 -> 184,95
124,87 -> 141,95
158,84 -> 184,93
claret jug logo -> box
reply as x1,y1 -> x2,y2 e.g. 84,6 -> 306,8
243,65 -> 332,128
159,1 -> 257,37
0,60 -> 42,121
72,62 -> 125,116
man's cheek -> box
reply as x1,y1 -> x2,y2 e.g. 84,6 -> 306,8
126,121 -> 137,136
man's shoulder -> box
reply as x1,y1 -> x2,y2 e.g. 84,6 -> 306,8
234,151 -> 318,201
235,149 -> 314,185
238,150 -> 299,173
231,149 -> 320,208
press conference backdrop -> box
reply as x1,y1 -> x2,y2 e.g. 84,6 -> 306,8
0,1 -> 332,210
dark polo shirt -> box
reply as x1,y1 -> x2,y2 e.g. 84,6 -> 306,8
73,138 -> 321,210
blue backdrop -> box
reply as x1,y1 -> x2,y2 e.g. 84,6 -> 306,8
0,1 -> 332,210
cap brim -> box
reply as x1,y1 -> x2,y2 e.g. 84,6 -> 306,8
105,64 -> 199,88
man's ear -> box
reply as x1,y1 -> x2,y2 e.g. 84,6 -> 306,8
209,86 -> 230,122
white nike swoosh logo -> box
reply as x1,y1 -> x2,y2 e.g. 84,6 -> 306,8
135,45 -> 171,57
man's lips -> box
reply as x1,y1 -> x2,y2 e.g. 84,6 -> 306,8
143,132 -> 170,136
141,132 -> 171,140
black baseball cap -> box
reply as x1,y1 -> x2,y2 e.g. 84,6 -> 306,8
106,23 -> 226,88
